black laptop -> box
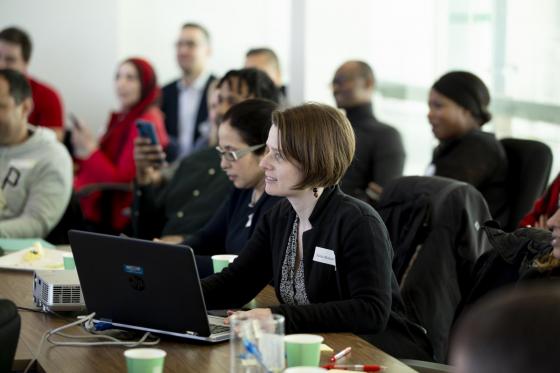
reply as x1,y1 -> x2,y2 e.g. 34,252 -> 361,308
68,230 -> 230,342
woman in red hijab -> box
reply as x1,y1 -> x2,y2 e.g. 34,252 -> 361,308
72,57 -> 168,233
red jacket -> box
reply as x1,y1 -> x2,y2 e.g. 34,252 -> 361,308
74,106 -> 168,232
519,173 -> 560,227
28,76 -> 64,129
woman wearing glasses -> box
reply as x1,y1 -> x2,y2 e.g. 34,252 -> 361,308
202,103 -> 432,360
182,98 -> 281,277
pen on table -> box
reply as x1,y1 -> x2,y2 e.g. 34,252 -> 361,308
322,364 -> 385,372
330,346 -> 352,362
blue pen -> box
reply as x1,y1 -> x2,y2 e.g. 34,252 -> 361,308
242,337 -> 271,373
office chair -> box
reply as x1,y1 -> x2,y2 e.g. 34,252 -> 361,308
500,138 -> 552,231
377,176 -> 492,362
0,299 -> 20,373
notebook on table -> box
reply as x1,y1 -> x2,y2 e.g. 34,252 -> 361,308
68,230 -> 230,342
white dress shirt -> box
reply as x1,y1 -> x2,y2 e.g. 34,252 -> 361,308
177,71 -> 210,158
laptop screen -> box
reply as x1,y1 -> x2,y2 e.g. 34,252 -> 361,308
68,230 -> 213,337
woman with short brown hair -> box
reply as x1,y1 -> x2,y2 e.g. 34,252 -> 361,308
270,103 -> 355,189
202,103 -> 432,359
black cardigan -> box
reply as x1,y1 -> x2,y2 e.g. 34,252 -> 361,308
202,186 -> 409,335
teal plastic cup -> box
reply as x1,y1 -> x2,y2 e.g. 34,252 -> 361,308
63,253 -> 75,270
211,254 -> 238,273
124,348 -> 166,373
284,334 -> 324,367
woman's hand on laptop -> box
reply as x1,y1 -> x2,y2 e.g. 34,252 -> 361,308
224,308 -> 272,325
153,235 -> 184,244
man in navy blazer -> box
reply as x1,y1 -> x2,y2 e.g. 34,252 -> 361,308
161,23 -> 215,162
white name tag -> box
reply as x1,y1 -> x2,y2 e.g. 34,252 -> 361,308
313,246 -> 336,268
245,213 -> 254,228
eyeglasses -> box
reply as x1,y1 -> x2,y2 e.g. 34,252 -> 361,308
215,144 -> 265,161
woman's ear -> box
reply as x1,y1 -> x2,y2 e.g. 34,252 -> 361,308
460,107 -> 479,129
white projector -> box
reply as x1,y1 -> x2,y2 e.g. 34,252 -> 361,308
33,270 -> 85,311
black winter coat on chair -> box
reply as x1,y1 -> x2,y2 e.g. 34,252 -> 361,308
377,176 -> 492,362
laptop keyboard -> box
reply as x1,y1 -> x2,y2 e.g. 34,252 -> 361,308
210,323 -> 230,334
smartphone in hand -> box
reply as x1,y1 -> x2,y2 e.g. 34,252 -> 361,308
135,120 -> 159,145
136,120 -> 164,166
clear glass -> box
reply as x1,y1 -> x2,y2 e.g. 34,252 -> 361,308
230,313 -> 285,373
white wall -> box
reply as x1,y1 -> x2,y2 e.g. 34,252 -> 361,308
1,0 -> 291,134
0,0 -> 119,134
298,0 -> 440,174
3,0 -> 559,179
115,0 -> 291,83
299,0 -> 441,103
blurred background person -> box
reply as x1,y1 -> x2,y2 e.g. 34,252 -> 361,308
0,69 -> 71,238
0,26 -> 64,141
72,57 -> 168,234
245,47 -> 287,104
451,283 -> 560,373
519,172 -> 560,229
426,71 -> 508,226
332,60 -> 405,204
162,22 -> 215,162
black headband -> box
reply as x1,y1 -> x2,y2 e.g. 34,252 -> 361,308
433,71 -> 491,125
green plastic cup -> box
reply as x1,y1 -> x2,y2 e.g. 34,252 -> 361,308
63,253 -> 75,270
124,348 -> 166,373
211,254 -> 238,273
285,334 -> 324,367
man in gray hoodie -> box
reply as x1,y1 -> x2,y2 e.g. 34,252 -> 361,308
0,69 -> 72,238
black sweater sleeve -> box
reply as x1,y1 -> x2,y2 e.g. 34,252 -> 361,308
269,215 -> 393,335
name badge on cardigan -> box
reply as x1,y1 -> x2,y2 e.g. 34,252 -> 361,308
313,246 -> 336,268
245,213 -> 254,228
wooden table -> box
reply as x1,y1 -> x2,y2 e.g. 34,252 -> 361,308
1,269 -> 416,372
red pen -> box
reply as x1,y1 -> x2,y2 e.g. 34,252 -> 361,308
322,364 -> 384,372
330,346 -> 352,362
